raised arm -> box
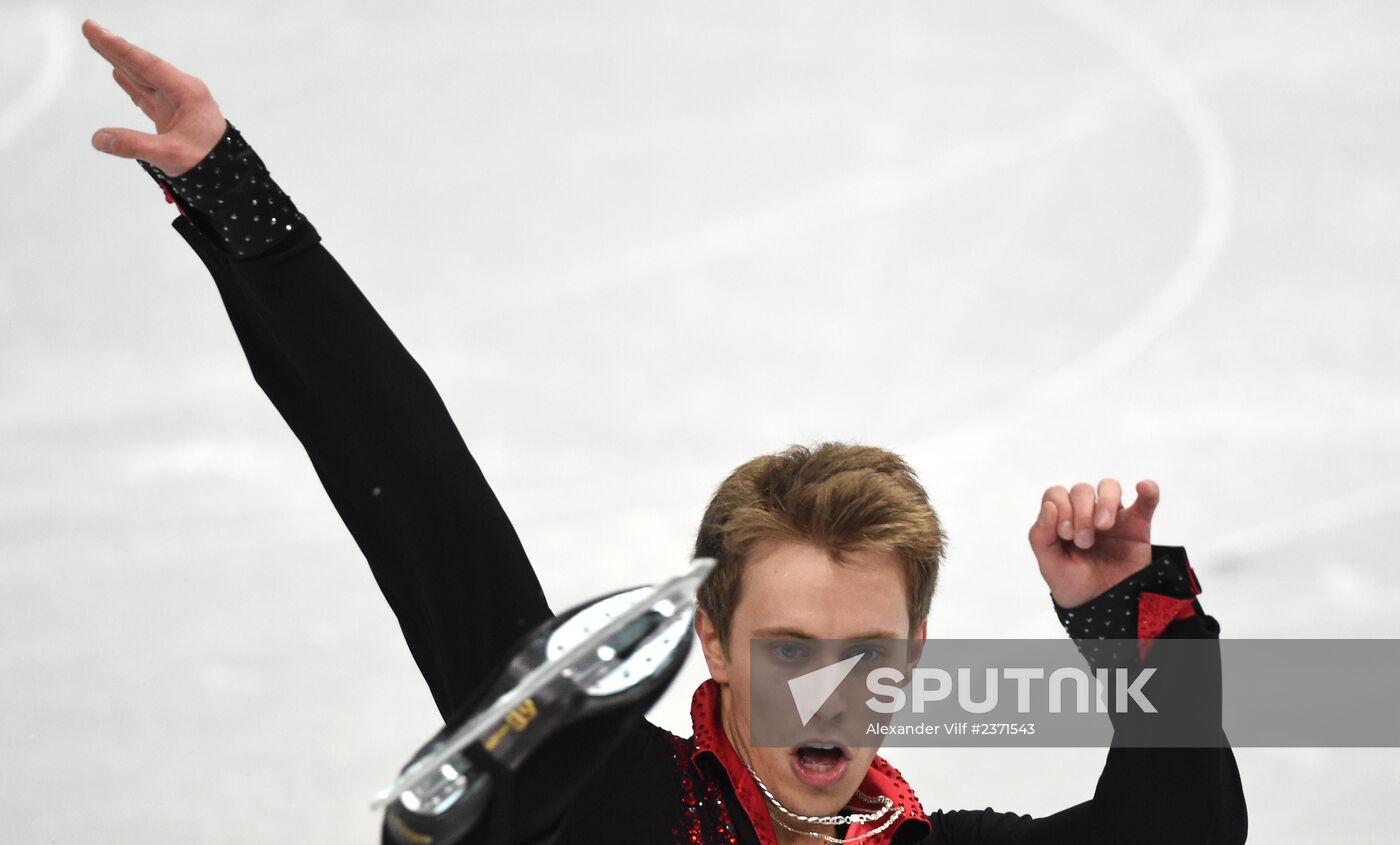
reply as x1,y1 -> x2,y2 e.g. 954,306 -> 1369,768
84,20 -> 552,718
930,482 -> 1247,844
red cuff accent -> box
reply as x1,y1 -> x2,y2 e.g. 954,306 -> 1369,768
159,181 -> 187,216
1137,592 -> 1197,661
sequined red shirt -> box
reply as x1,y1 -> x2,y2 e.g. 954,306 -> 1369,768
669,678 -> 932,845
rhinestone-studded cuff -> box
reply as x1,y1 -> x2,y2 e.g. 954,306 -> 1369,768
138,120 -> 308,259
1052,545 -> 1203,668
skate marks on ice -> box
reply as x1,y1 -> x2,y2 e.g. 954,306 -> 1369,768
909,0 -> 1235,461
0,4 -> 72,151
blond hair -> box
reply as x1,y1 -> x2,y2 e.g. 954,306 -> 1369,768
694,442 -> 945,650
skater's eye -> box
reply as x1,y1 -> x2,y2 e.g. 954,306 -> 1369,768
845,644 -> 886,664
769,641 -> 811,664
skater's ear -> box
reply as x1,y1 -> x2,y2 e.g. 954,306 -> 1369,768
695,608 -> 731,684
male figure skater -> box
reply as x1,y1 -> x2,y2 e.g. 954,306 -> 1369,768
85,20 -> 1246,844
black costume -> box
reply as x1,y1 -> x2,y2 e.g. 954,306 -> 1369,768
136,121 -> 1247,844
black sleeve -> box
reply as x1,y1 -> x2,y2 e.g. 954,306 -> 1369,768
928,546 -> 1248,844
138,120 -> 553,719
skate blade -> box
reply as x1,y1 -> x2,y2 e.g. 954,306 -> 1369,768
370,557 -> 715,812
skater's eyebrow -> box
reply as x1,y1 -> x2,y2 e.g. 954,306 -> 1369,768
751,626 -> 901,641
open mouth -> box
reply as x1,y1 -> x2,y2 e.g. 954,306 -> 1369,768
789,741 -> 850,789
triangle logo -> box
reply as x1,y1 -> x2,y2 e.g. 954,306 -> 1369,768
788,653 -> 864,726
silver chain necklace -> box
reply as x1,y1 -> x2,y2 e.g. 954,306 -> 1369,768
770,807 -> 905,844
743,764 -> 904,843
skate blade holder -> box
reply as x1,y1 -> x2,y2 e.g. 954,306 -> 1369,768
371,557 -> 716,821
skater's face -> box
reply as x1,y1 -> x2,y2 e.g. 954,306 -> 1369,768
696,539 -> 925,831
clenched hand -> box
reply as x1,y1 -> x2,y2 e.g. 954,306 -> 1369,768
1029,478 -> 1159,608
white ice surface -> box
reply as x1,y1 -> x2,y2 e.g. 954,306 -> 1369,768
3,0 -> 1399,841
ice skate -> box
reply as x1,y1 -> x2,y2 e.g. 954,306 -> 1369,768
377,558 -> 714,844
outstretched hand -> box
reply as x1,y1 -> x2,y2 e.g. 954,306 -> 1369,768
1028,478 -> 1159,608
83,19 -> 226,177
